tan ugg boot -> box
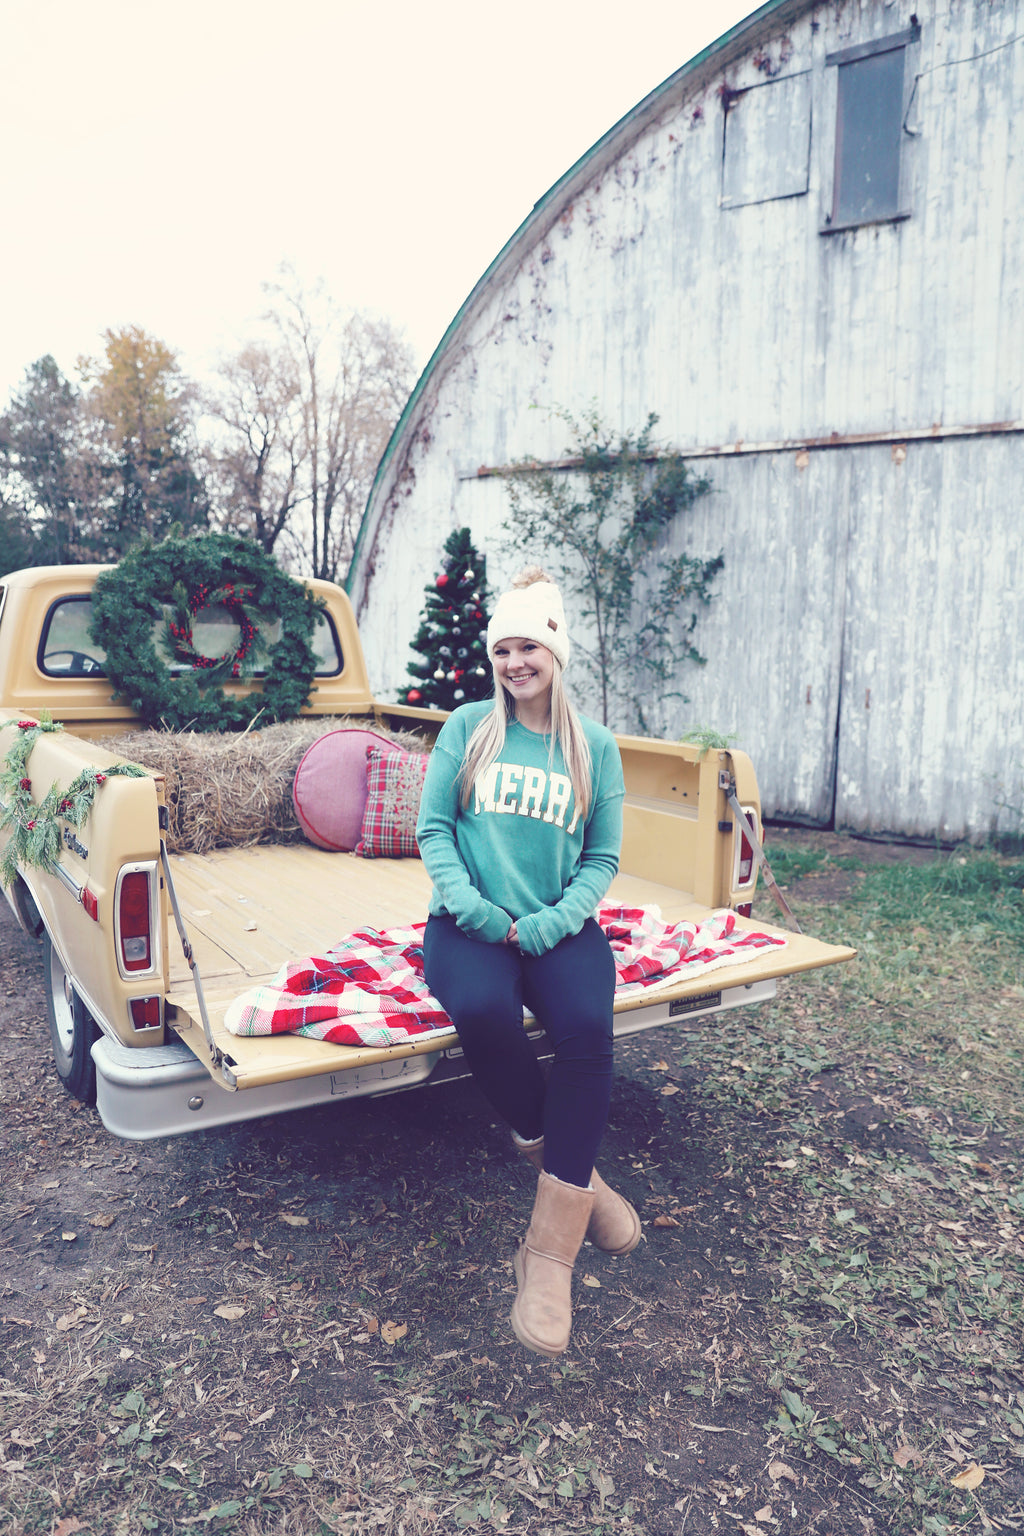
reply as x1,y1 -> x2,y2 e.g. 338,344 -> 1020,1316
511,1171 -> 595,1357
513,1135 -> 642,1256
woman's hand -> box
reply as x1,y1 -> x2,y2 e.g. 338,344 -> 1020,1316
505,922 -> 519,947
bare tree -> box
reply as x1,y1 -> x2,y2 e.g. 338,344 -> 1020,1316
205,343 -> 305,556
209,268 -> 415,581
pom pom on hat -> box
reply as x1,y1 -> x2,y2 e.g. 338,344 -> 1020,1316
486,566 -> 570,669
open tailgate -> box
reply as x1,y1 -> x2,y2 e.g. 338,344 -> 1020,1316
162,847 -> 855,1094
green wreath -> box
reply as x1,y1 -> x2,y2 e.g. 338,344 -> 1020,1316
90,532 -> 323,732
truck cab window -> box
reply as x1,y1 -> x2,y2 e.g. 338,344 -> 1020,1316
39,596 -> 108,678
312,609 -> 344,676
38,594 -> 344,679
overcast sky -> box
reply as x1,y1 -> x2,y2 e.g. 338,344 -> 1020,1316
1,0 -> 755,403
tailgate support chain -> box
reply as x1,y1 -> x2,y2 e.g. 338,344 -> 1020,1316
719,773 -> 804,935
160,843 -> 222,1070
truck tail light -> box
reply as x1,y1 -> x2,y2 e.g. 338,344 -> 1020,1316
116,867 -> 153,973
732,806 -> 762,893
82,886 -> 99,921
130,995 -> 161,1030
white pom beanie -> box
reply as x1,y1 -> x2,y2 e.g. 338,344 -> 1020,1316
486,576 -> 570,669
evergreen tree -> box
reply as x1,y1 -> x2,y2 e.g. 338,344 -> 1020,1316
399,528 -> 492,710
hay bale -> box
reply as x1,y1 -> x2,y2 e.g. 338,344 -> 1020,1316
97,715 -> 431,855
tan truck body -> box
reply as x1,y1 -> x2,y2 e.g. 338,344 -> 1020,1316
0,564 -> 855,1140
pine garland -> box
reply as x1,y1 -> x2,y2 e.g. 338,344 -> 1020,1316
89,532 -> 323,732
0,715 -> 147,888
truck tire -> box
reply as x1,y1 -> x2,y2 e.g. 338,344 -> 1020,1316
43,933 -> 99,1105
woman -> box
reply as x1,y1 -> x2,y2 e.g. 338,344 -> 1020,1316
416,566 -> 641,1358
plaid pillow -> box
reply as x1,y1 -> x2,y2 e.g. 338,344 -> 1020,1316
354,746 -> 429,858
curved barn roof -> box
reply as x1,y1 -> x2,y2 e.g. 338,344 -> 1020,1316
347,0 -> 802,600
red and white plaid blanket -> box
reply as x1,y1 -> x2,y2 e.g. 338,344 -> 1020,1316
223,906 -> 786,1048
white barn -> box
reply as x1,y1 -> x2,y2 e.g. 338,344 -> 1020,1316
349,0 -> 1024,843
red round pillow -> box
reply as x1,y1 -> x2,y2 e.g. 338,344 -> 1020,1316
292,729 -> 401,851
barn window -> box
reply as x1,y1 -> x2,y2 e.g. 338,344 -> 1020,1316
824,25 -> 920,230
720,71 -> 812,209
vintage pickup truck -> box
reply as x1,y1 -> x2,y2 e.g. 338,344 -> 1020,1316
0,563 -> 855,1141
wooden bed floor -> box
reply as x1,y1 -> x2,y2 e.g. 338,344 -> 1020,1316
165,842 -> 705,990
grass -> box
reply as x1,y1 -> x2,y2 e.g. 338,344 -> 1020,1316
1,845 -> 1023,1533
688,850 -> 1024,1532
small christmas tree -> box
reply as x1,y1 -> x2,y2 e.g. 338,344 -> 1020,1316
399,528 -> 492,710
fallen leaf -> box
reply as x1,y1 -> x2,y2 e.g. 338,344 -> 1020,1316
582,1275 -> 601,1288
767,1460 -> 798,1483
223,1430 -> 243,1442
951,1463 -> 985,1490
42,1180 -> 60,1190
653,1214 -> 680,1228
252,1407 -> 275,1424
365,1316 -> 380,1335
214,1304 -> 246,1322
61,1231 -> 77,1243
893,1444 -> 923,1468
55,1306 -> 89,1331
381,1320 -> 408,1343
4,1316 -> 36,1328
660,1084 -> 680,1096
10,1432 -> 37,1448
652,1061 -> 670,1071
53,1519 -> 86,1536
89,1212 -> 116,1228
278,1212 -> 309,1227
119,1347 -> 135,1360
753,1508 -> 773,1523
120,1313 -> 135,1324
185,1296 -> 208,1305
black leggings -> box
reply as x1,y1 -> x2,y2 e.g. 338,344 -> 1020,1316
422,914 -> 616,1187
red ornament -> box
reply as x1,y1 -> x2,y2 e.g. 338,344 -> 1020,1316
407,689 -> 422,703
436,574 -> 449,588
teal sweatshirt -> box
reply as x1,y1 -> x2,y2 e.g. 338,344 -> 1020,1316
416,701 -> 625,956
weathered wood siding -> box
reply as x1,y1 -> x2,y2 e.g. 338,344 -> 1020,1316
351,0 -> 1024,840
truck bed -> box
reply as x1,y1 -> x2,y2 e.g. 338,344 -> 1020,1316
164,843 -> 855,1091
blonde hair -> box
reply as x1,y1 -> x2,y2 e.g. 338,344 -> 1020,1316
458,567 -> 593,819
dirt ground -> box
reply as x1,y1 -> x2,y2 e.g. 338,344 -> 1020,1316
1,829 -> 1020,1535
